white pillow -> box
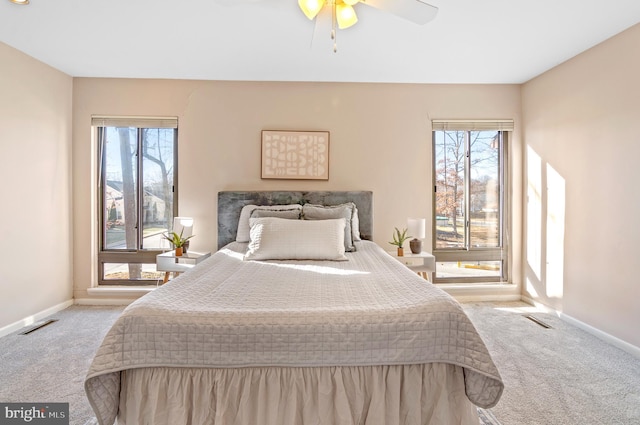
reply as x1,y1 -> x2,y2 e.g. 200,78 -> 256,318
244,217 -> 347,261
236,204 -> 302,242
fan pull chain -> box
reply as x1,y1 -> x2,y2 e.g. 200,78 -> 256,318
332,0 -> 337,52
332,29 -> 337,52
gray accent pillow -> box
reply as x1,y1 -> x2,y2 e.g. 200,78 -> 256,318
250,208 -> 302,220
302,203 -> 356,252
351,204 -> 361,241
236,204 -> 302,242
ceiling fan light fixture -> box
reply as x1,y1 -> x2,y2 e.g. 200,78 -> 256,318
9,0 -> 30,4
298,0 -> 325,20
342,0 -> 360,6
336,3 -> 358,29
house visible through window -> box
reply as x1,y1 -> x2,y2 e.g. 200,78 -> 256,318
94,116 -> 178,285
432,120 -> 512,283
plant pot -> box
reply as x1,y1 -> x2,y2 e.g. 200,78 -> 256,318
175,247 -> 183,256
397,247 -> 404,257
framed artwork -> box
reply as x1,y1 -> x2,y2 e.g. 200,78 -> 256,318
261,130 -> 330,180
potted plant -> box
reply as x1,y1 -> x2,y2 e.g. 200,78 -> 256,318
162,229 -> 195,256
389,227 -> 412,257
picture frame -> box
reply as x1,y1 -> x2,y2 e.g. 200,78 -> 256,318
261,130 -> 330,180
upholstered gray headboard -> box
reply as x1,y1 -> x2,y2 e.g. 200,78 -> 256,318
218,191 -> 373,249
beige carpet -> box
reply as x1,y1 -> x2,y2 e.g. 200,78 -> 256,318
0,306 -> 125,425
462,301 -> 640,425
1,302 -> 638,424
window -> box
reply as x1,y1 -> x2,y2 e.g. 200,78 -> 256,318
432,120 -> 512,283
94,116 -> 178,285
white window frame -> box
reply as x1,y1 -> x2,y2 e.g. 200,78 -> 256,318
94,116 -> 178,285
431,120 -> 513,283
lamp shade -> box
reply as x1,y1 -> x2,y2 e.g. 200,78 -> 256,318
407,218 -> 426,240
173,217 -> 194,239
299,0 -> 325,20
336,3 -> 358,29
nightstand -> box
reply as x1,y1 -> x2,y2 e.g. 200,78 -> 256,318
388,251 -> 436,281
156,251 -> 211,283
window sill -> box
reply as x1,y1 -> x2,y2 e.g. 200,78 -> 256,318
87,286 -> 157,297
435,282 -> 521,302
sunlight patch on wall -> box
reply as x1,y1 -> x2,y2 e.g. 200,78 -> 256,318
545,163 -> 565,298
526,276 -> 539,298
526,146 -> 542,281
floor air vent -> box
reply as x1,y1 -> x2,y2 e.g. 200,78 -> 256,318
524,315 -> 552,329
19,319 -> 58,335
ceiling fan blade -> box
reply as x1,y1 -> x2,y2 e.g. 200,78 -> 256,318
362,0 -> 438,25
310,7 -> 335,51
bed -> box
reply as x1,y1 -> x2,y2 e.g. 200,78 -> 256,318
85,191 -> 503,425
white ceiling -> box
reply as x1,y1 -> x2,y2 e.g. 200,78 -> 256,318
1,0 -> 640,84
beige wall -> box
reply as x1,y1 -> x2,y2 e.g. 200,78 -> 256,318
0,42 -> 73,330
522,23 -> 640,347
3,19 -> 637,351
72,79 -> 523,298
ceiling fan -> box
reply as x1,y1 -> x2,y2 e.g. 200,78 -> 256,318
214,0 -> 438,52
300,0 -> 438,28
300,0 -> 438,51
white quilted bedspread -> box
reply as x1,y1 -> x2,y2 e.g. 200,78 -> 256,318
85,241 -> 503,424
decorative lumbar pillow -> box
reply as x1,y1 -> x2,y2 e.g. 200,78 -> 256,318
244,217 -> 347,261
236,204 -> 302,243
302,203 -> 356,252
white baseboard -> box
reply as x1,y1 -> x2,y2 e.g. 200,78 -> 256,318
558,312 -> 640,359
521,295 -> 640,359
0,299 -> 74,338
519,295 -> 557,312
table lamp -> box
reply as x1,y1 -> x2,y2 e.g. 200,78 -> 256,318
407,218 -> 426,254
